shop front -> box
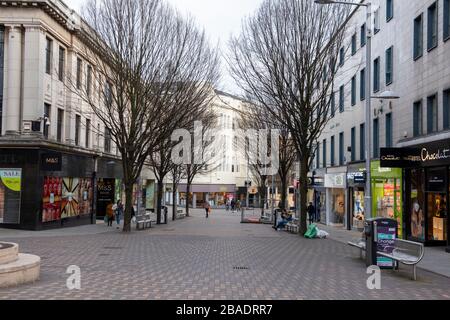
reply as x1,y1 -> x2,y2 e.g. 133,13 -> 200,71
324,169 -> 347,227
0,147 -> 122,230
371,160 -> 403,238
381,139 -> 450,248
347,163 -> 366,231
309,170 -> 325,224
177,184 -> 236,209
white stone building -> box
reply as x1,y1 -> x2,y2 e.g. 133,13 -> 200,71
311,0 -> 450,247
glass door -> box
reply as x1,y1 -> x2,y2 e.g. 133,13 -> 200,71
427,193 -> 448,242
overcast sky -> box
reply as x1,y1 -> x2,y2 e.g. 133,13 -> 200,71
67,0 -> 265,94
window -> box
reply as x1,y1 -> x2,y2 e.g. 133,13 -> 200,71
445,0 -> 450,40
386,0 -> 394,22
374,8 -> 381,33
414,14 -> 424,60
87,65 -> 92,97
351,127 -> 356,162
360,123 -> 365,161
58,47 -> 65,81
104,127 -> 111,153
444,89 -> 450,130
322,139 -> 327,168
45,38 -> 52,75
373,57 -> 380,93
76,58 -> 82,90
339,85 -> 345,113
361,23 -> 367,47
316,144 -> 320,169
339,47 -> 345,66
0,26 -> 4,135
75,115 -> 81,146
428,2 -> 438,50
373,118 -> 379,158
385,46 -> 393,85
351,76 -> 356,106
360,68 -> 366,101
330,91 -> 336,118
339,132 -> 345,166
427,94 -> 438,133
351,33 -> 357,55
105,82 -> 112,106
44,103 -> 50,139
86,119 -> 91,148
386,113 -> 393,147
331,136 -> 335,167
57,109 -> 64,142
413,100 -> 424,137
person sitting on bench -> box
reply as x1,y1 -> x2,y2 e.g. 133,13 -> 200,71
273,210 -> 293,231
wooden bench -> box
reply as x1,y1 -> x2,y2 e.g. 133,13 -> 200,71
136,214 -> 152,230
378,239 -> 424,281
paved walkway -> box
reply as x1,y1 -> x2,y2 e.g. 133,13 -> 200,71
1,209 -> 450,300
318,224 -> 450,278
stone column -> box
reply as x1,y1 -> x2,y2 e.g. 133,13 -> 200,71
4,25 -> 22,134
22,25 -> 45,134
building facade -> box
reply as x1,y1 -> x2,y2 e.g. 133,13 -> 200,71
311,0 -> 450,248
0,0 -> 157,230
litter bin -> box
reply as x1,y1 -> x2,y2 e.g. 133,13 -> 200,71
364,217 -> 398,268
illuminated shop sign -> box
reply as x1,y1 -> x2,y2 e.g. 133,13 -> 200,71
381,142 -> 450,168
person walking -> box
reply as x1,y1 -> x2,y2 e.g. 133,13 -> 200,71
231,199 -> 236,213
115,200 -> 124,229
106,201 -> 115,227
204,201 -> 211,218
307,202 -> 315,225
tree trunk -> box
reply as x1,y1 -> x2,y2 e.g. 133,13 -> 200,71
156,180 -> 164,224
280,174 -> 288,210
172,180 -> 177,221
299,160 -> 308,235
123,182 -> 133,232
185,183 -> 191,217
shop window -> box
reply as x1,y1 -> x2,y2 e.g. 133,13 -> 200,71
0,169 -> 22,224
409,169 -> 425,241
331,189 -> 345,225
427,193 -> 448,241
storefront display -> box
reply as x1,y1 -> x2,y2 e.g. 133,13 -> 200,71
371,161 -> 403,238
42,177 -> 63,222
97,178 -> 115,218
347,164 -> 366,231
0,169 -> 22,224
330,189 -> 345,225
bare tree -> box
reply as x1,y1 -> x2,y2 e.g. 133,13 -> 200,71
68,0 -> 219,231
228,0 -> 349,234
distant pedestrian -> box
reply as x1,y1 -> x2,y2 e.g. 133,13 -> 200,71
204,202 -> 211,218
106,201 -> 115,227
115,200 -> 124,229
231,199 -> 236,212
307,202 -> 315,225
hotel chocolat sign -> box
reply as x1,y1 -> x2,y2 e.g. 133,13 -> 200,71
381,142 -> 450,168
41,152 -> 62,171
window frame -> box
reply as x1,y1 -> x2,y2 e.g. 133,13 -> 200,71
360,123 -> 366,161
386,113 -> 393,147
57,108 -> 64,143
413,14 -> 424,60
444,89 -> 450,130
427,94 -> 439,134
351,33 -> 357,56
427,1 -> 438,51
351,127 -> 356,162
339,85 -> 345,113
58,46 -> 65,82
373,118 -> 380,158
444,0 -> 450,41
351,75 -> 357,106
413,100 -> 424,137
386,0 -> 394,22
45,38 -> 53,75
339,132 -> 345,166
373,57 -> 381,93
76,58 -> 82,90
360,68 -> 366,101
385,46 -> 394,85
331,135 -> 335,167
361,23 -> 367,47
